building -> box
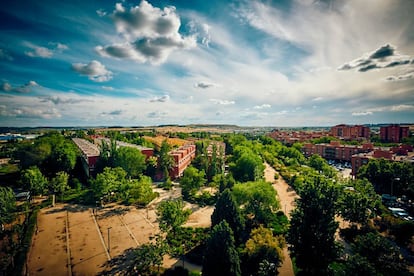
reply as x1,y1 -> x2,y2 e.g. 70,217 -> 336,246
330,124 -> 370,140
94,137 -> 154,159
169,144 -> 196,179
302,141 -> 374,162
380,125 -> 409,143
268,129 -> 330,144
72,138 -> 100,177
351,146 -> 414,176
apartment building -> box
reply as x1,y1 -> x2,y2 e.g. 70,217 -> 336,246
380,125 -> 409,143
268,129 -> 330,144
72,138 -> 100,176
169,144 -> 196,178
302,141 -> 374,162
330,124 -> 370,140
351,145 -> 414,176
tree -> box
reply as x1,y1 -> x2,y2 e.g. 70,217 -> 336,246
159,139 -> 175,180
230,150 -> 264,182
232,181 -> 280,229
20,166 -> 48,196
133,234 -> 167,275
180,166 -> 206,199
202,221 -> 241,276
242,225 -> 285,276
211,189 -> 244,244
287,175 -> 339,274
125,176 -> 156,206
91,167 -> 127,200
0,187 -> 16,226
49,171 -> 69,197
352,232 -> 408,275
338,178 -> 381,226
114,146 -> 146,178
157,199 -> 191,233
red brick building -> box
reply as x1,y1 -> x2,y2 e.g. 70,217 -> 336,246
302,141 -> 374,162
169,144 -> 196,179
330,124 -> 370,140
380,125 -> 409,143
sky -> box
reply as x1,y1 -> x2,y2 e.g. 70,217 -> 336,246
0,0 -> 414,127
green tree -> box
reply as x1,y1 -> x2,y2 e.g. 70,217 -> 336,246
232,181 -> 280,229
352,232 -> 408,275
114,146 -> 146,178
49,171 -> 69,196
243,225 -> 285,276
159,139 -> 175,180
214,173 -> 236,193
287,175 -> 339,274
91,167 -> 127,200
125,176 -> 156,206
180,166 -> 206,199
211,189 -> 244,244
230,149 -> 264,182
20,166 -> 48,195
133,234 -> 167,275
0,187 -> 16,225
202,221 -> 241,276
157,199 -> 191,233
338,178 -> 381,226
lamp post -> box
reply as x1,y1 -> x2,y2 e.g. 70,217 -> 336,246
392,177 -> 400,196
107,227 -> 112,254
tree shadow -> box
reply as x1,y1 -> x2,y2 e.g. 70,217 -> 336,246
97,206 -> 132,219
98,247 -> 137,276
44,204 -> 91,214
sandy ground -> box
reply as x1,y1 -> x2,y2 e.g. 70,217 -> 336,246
264,162 -> 298,276
27,185 -> 214,276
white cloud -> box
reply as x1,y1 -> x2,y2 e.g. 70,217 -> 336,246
102,86 -> 114,90
352,111 -> 373,116
194,81 -> 216,89
24,42 -> 68,58
96,1 -> 196,64
71,60 -> 113,82
209,99 -> 235,105
253,104 -> 271,109
150,95 -> 170,102
0,80 -> 39,93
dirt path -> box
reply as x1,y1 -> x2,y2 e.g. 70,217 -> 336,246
264,162 -> 298,276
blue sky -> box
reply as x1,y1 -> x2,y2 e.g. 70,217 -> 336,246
0,0 -> 413,127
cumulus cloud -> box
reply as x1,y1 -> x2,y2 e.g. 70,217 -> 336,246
0,106 -> 61,119
209,99 -> 235,105
96,1 -> 196,64
194,81 -> 215,89
1,80 -> 39,93
253,104 -> 271,109
96,9 -> 107,17
188,20 -> 211,46
0,48 -> 13,61
147,111 -> 167,118
386,72 -> 414,82
102,110 -> 123,115
71,60 -> 113,82
338,44 -> 413,73
39,95 -> 84,105
150,95 -> 170,102
24,42 -> 68,58
352,111 -> 373,116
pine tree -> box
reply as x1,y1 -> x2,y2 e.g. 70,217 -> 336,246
202,221 -> 241,276
211,189 -> 244,244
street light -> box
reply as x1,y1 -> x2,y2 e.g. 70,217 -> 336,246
392,177 -> 400,196
107,227 -> 112,254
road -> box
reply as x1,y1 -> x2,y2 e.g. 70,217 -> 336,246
264,162 -> 299,276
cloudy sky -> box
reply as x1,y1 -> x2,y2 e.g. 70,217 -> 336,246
1,0 -> 413,127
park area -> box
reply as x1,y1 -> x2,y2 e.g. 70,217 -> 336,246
27,187 -> 214,275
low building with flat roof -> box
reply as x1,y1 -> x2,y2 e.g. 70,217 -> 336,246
72,138 -> 100,176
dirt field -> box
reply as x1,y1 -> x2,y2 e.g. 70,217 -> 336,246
27,187 -> 213,276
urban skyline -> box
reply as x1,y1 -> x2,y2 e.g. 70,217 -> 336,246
1,0 -> 414,127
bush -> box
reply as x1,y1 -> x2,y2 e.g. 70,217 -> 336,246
390,220 -> 414,246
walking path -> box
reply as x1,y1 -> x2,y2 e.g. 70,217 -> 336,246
264,162 -> 299,276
